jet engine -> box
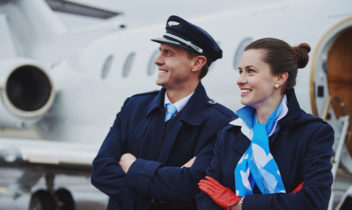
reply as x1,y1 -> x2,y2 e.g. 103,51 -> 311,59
0,59 -> 55,128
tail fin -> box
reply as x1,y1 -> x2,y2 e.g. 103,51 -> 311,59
3,0 -> 66,58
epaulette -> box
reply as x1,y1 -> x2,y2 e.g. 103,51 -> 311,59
131,90 -> 159,98
206,99 -> 235,118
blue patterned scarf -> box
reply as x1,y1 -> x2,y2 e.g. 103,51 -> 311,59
234,101 -> 286,196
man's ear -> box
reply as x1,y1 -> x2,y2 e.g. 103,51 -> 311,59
191,56 -> 207,73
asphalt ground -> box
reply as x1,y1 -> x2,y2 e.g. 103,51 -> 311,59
0,169 -> 108,210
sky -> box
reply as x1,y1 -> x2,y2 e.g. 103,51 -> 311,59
57,0 -> 260,29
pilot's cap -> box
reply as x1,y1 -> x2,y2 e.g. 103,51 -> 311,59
151,15 -> 222,66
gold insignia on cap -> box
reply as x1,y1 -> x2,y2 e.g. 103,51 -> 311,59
168,21 -> 180,26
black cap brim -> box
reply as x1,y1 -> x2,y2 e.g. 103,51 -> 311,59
151,37 -> 199,54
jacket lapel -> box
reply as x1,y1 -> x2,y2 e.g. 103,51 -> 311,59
138,89 -> 165,160
158,83 -> 207,162
158,119 -> 183,162
230,126 -> 251,155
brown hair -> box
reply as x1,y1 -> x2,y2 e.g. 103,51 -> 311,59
245,38 -> 311,93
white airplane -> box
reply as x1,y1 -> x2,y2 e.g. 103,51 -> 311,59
0,0 -> 351,209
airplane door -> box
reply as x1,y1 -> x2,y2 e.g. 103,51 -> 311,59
326,27 -> 352,155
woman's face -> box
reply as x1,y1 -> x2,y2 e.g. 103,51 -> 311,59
237,49 -> 279,110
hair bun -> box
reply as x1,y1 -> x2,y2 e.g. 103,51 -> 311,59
293,43 -> 311,68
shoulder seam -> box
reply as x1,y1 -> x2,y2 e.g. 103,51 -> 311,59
208,103 -> 234,117
131,90 -> 159,97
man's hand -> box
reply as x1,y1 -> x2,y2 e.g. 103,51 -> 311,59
119,153 -> 136,173
182,156 -> 196,168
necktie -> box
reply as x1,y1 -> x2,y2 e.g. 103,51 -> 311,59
165,103 -> 177,122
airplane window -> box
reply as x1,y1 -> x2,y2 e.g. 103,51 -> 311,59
147,50 -> 159,76
101,55 -> 114,79
122,52 -> 136,77
233,37 -> 253,69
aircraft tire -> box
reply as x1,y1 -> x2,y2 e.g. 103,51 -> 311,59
55,188 -> 75,210
29,189 -> 56,210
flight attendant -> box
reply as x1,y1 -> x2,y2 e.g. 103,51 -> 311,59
197,38 -> 334,210
91,15 -> 235,210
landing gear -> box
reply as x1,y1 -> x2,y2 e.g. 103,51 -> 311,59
29,190 -> 56,210
29,188 -> 75,210
55,188 -> 75,210
29,174 -> 75,210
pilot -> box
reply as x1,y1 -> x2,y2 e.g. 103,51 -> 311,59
91,15 -> 235,210
196,38 -> 334,210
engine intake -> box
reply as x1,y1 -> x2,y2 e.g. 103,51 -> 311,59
0,59 -> 55,128
6,65 -> 52,111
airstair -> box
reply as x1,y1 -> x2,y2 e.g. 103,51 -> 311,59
322,97 -> 351,210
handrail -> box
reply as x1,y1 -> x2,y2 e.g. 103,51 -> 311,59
321,96 -> 350,121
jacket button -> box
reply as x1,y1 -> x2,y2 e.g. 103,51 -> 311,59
208,99 -> 216,104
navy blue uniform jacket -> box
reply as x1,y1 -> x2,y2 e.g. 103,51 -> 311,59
91,83 -> 235,210
196,89 -> 334,210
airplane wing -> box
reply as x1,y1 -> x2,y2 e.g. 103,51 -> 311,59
45,0 -> 122,19
0,138 -> 99,175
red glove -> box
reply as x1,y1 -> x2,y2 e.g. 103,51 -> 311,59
198,176 -> 242,209
292,182 -> 303,193
199,175 -> 303,210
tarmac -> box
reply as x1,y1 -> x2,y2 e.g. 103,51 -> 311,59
0,168 -> 108,210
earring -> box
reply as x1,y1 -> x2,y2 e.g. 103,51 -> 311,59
275,84 -> 279,89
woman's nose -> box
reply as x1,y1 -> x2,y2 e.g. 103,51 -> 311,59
236,74 -> 246,86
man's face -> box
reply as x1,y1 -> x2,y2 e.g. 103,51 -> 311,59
154,44 -> 196,90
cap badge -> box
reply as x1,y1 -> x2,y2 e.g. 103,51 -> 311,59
168,21 -> 180,26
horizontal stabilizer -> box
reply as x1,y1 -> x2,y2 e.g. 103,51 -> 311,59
45,0 -> 122,19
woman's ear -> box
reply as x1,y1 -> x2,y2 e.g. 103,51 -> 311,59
192,56 -> 207,73
276,72 -> 288,86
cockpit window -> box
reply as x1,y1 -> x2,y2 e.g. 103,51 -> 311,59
122,52 -> 136,77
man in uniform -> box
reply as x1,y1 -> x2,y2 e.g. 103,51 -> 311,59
91,15 -> 235,210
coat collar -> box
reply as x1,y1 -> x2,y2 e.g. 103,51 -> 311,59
146,83 -> 209,126
278,89 -> 301,127
146,88 -> 165,115
229,89 -> 301,136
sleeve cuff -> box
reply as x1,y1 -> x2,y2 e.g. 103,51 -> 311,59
125,159 -> 162,194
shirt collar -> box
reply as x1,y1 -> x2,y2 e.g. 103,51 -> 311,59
164,92 -> 194,112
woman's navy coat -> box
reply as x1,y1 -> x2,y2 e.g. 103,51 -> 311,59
196,89 -> 334,210
91,83 -> 235,210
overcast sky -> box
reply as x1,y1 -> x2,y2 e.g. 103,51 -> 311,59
57,0 -> 256,29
